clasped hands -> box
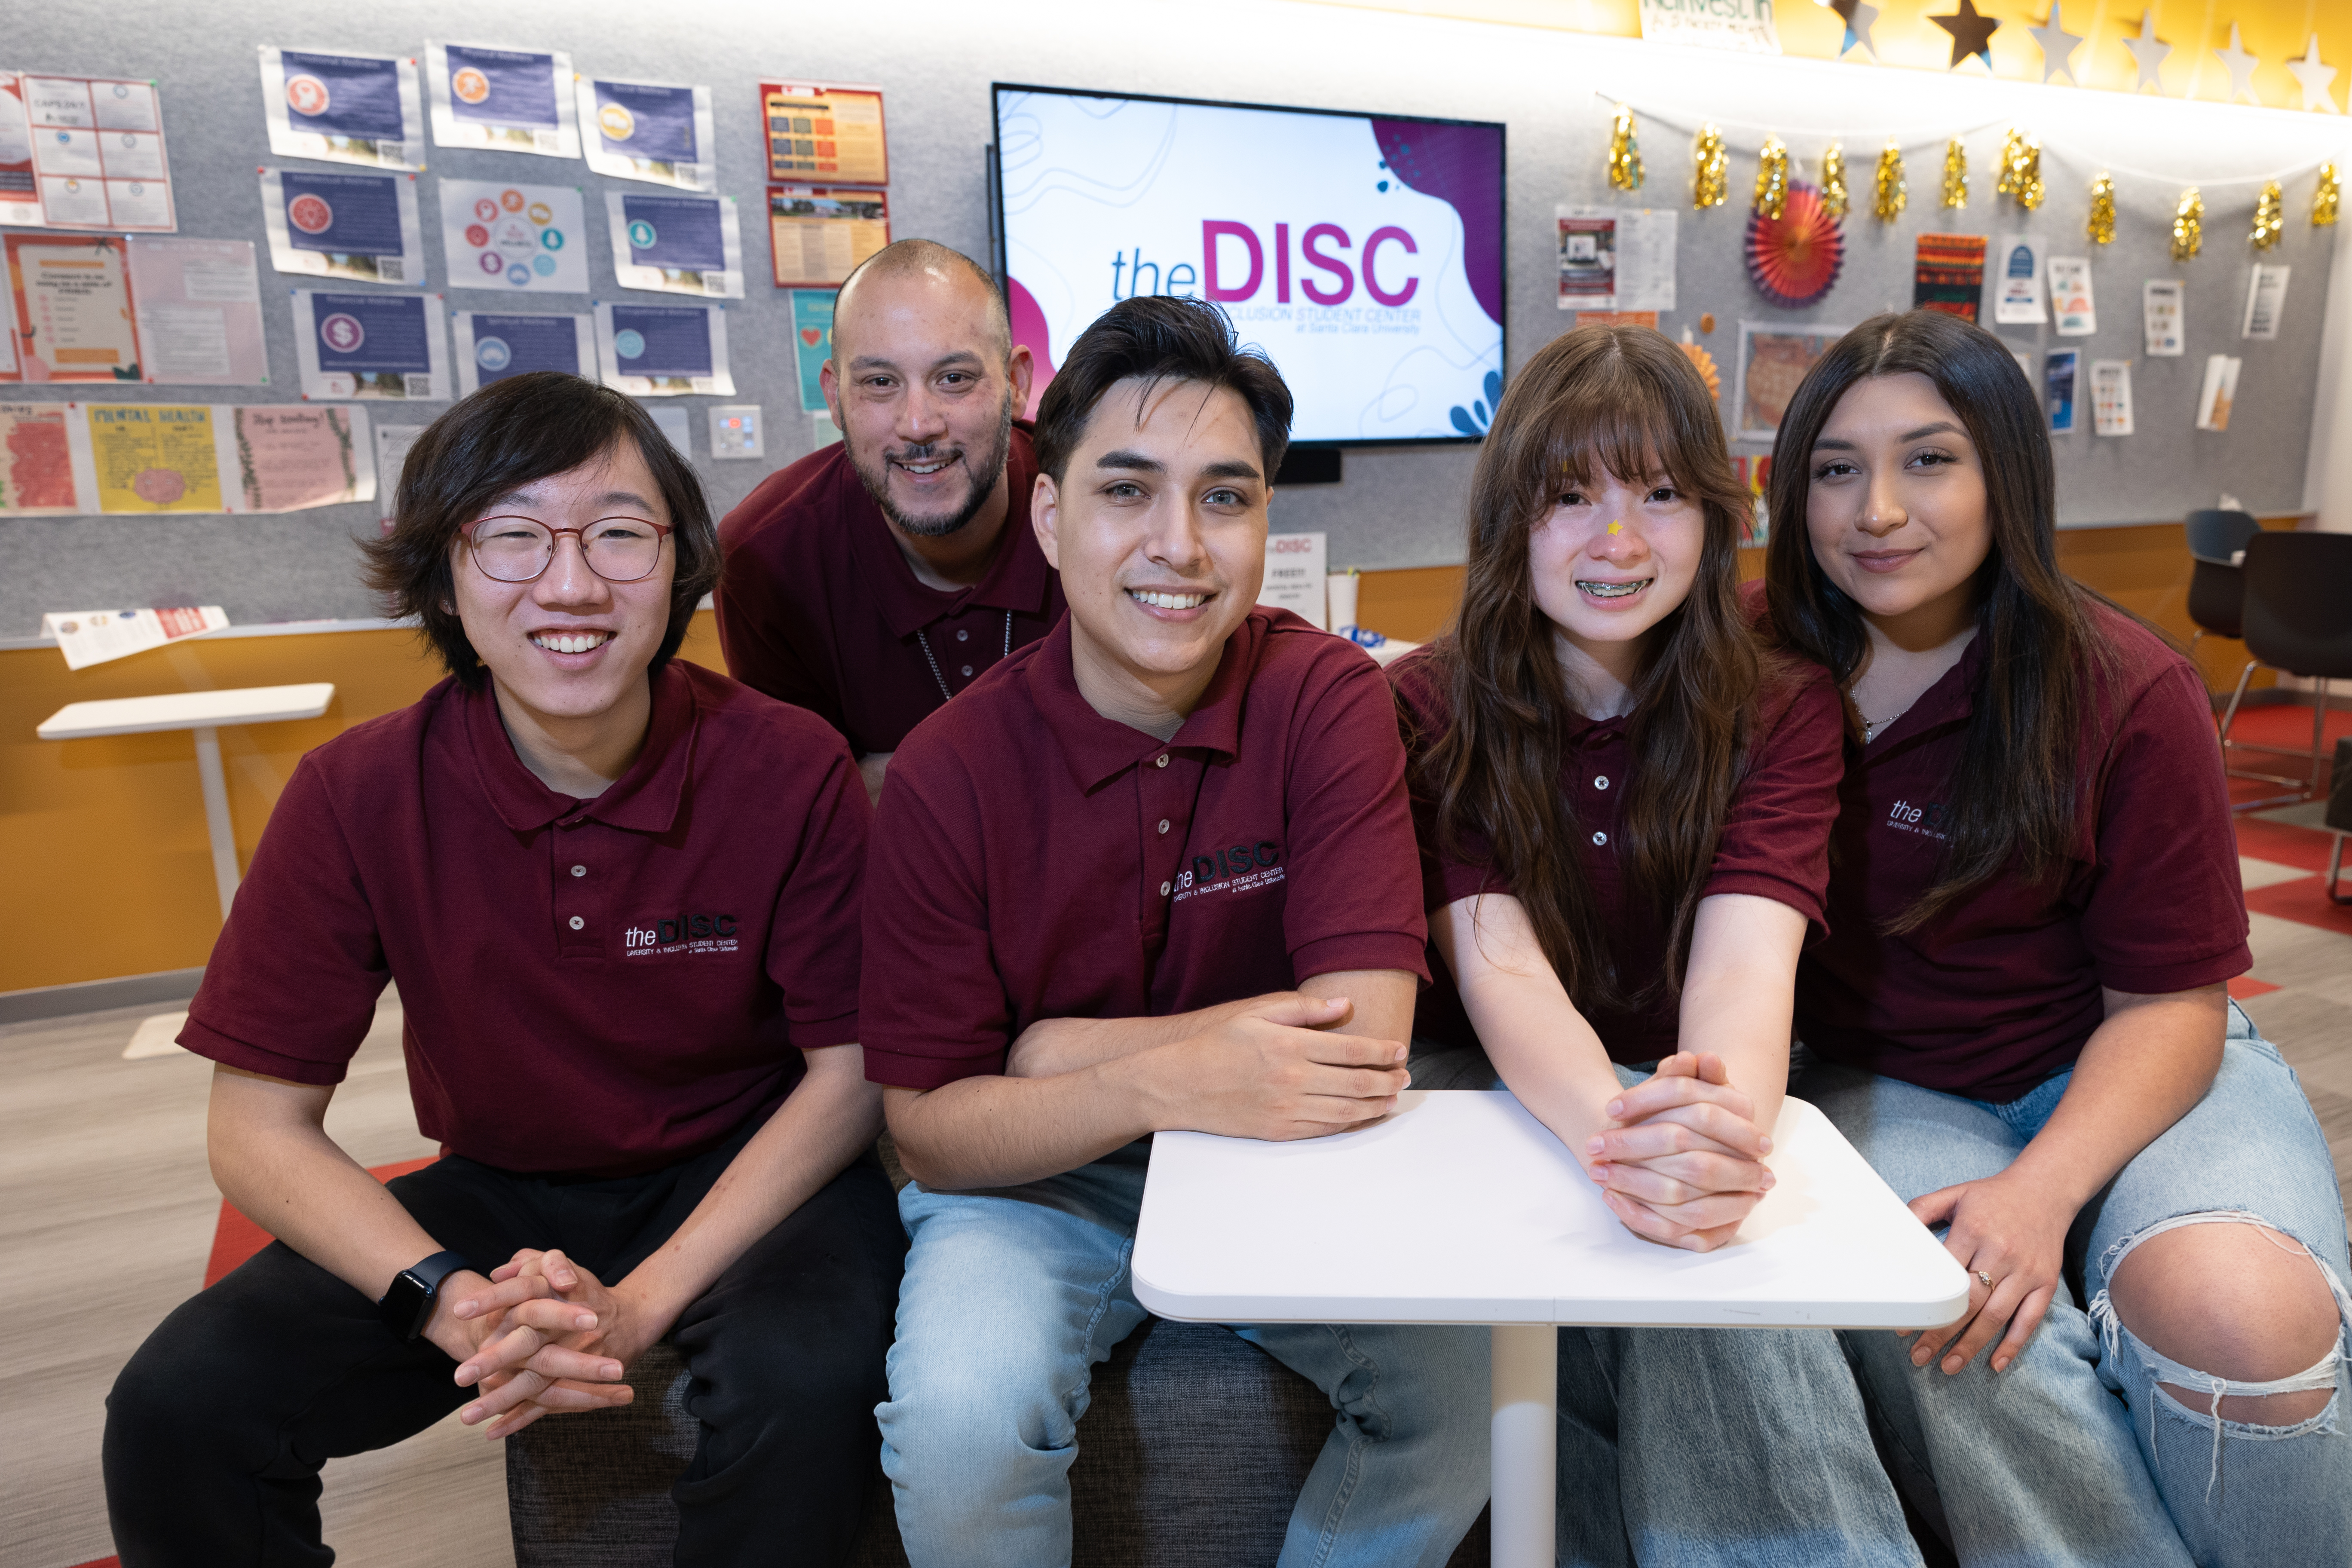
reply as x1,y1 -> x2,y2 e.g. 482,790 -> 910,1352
425,1249 -> 657,1439
1582,1052 -> 1776,1253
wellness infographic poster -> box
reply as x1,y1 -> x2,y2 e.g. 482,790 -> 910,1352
439,180 -> 588,293
607,192 -> 742,298
452,309 -> 594,395
258,48 -> 425,171
579,77 -> 714,191
995,89 -> 1503,442
260,168 -> 425,286
426,43 -> 579,158
291,289 -> 451,401
593,301 -> 732,396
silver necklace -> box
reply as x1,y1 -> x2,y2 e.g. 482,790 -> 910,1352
914,611 -> 1014,704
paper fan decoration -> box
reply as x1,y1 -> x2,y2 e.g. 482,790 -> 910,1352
1745,181 -> 1844,309
1679,341 -> 1721,401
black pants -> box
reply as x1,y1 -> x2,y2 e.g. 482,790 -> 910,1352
103,1121 -> 906,1568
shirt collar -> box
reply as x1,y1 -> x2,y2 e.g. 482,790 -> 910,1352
1869,627 -> 1982,750
848,421 -> 1054,639
1029,611 -> 1257,793
465,662 -> 698,833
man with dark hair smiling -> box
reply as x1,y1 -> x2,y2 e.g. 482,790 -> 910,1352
102,373 -> 904,1568
863,298 -> 1490,1567
716,239 -> 1065,800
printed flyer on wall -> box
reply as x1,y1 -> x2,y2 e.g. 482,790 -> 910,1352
67,402 -> 231,512
2242,265 -> 2290,341
43,606 -> 230,669
1555,207 -> 1676,313
791,288 -> 833,411
373,421 -> 423,494
126,237 -> 268,386
2045,349 -> 2078,434
607,192 -> 742,298
452,309 -> 594,395
0,75 -> 43,227
291,289 -> 452,401
1735,322 -> 1851,442
2091,360 -> 2134,435
578,77 -> 714,191
2143,280 -> 2184,356
259,48 -> 423,171
232,404 -> 374,511
1992,236 -> 2046,325
6,233 -> 141,383
426,43 -> 579,158
438,180 -> 588,294
18,73 -> 176,231
762,81 -> 887,186
594,301 -> 732,396
0,402 -> 83,513
2195,355 -> 2243,432
2047,257 -> 2095,336
769,186 -> 890,288
260,168 -> 425,287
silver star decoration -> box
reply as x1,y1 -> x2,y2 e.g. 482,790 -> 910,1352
2287,34 -> 2341,113
2025,3 -> 2086,84
2213,22 -> 2261,104
2123,12 -> 2173,94
1835,0 -> 1882,60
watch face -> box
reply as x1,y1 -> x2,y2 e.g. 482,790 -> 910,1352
379,1269 -> 432,1341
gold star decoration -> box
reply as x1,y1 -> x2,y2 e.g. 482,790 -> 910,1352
1930,0 -> 2001,70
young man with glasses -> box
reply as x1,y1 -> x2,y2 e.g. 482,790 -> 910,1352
103,372 -> 904,1568
715,239 -> 1064,801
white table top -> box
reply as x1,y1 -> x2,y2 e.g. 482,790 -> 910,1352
1133,1090 -> 1970,1330
37,683 -> 337,740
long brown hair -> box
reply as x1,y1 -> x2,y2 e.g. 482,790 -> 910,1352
1417,325 -> 1760,1009
1763,310 -> 2112,931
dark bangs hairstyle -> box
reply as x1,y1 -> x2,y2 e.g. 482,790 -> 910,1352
1033,295 -> 1292,484
1419,325 -> 1760,1010
1763,310 -> 2113,931
361,371 -> 719,689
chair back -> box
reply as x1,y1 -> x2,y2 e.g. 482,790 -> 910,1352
2185,509 -> 2262,564
2242,532 -> 2352,681
2185,559 -> 2245,639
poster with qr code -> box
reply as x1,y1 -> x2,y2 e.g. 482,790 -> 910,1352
260,168 -> 423,288
578,77 -> 714,192
291,288 -> 451,401
425,43 -> 578,159
606,191 -> 743,298
258,48 -> 425,171
594,300 -> 732,397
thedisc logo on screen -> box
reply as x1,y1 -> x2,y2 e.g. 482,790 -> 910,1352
1192,222 -> 1419,308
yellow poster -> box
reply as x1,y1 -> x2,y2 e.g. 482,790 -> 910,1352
86,402 -> 223,512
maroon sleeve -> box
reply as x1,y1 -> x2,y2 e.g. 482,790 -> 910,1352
2078,658 -> 2251,994
1702,667 -> 1845,937
714,486 -> 852,745
858,737 -> 1012,1090
764,726 -> 871,1048
1388,649 -> 1507,914
176,756 -> 388,1085
1283,646 -> 1431,982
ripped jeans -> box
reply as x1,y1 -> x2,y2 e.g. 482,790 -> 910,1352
1795,1004 -> 2352,1568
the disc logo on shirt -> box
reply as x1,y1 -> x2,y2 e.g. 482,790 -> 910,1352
1886,799 -> 1948,842
1173,838 -> 1285,906
623,911 -> 740,956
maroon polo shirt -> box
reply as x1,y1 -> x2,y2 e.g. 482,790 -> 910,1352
1391,644 -> 1845,1063
714,421 -> 1065,757
179,661 -> 870,1178
861,609 -> 1430,1091
1796,604 -> 2250,1102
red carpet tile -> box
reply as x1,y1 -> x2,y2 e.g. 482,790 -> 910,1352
2227,976 -> 2283,1000
2245,877 -> 2352,937
2235,815 -> 2337,873
2220,699 -> 2352,750
202,1156 -> 438,1288
71,1559 -> 117,1568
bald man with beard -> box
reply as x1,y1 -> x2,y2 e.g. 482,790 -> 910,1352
716,240 -> 1066,802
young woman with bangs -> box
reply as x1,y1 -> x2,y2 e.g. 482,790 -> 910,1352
1767,309 -> 2350,1567
1393,324 -> 1924,1566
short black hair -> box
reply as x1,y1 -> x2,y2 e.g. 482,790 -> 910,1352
1032,296 -> 1292,485
360,372 -> 718,689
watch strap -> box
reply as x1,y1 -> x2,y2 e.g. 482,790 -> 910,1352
379,1249 -> 472,1341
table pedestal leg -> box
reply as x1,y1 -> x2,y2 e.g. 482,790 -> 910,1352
191,725 -> 240,923
1490,1322 -> 1556,1567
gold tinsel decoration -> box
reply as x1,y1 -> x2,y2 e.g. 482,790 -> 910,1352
1753,135 -> 1791,219
1941,138 -> 1968,209
1873,141 -> 1907,223
2318,164 -> 2342,228
2087,172 -> 2117,245
1608,104 -> 1644,192
1693,123 -> 1728,209
1996,129 -> 2044,211
2172,187 -> 2205,261
2251,181 -> 2285,250
1819,142 -> 1849,221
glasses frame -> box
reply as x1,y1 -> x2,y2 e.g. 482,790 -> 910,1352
461,514 -> 676,585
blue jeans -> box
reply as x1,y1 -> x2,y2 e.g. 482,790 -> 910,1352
878,1142 -> 1491,1568
1795,1004 -> 2352,1568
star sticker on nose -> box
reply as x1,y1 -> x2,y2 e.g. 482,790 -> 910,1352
1608,521 -> 1625,535
2024,3 -> 2085,84
1929,0 -> 2000,70
2123,13 -> 2172,95
2212,23 -> 2262,105
2288,36 -> 2341,113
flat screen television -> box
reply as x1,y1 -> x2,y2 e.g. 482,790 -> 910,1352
991,84 -> 1505,448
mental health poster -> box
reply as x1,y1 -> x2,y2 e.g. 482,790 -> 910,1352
607,192 -> 743,298
19,73 -> 176,231
126,236 -> 268,386
426,43 -> 578,158
594,301 -> 733,397
74,402 -> 229,513
452,309 -> 594,395
579,77 -> 714,191
261,168 -> 425,287
438,180 -> 589,294
291,289 -> 452,401
7,233 -> 140,383
258,48 -> 425,172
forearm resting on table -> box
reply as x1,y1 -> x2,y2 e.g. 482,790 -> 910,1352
2005,983 -> 2226,1213
1674,893 -> 1805,1137
883,1065 -> 1159,1191
1006,970 -> 1412,1079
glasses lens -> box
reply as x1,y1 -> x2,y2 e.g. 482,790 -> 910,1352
582,518 -> 665,582
471,517 -> 553,582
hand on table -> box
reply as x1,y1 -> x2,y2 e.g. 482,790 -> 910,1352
1584,1053 -> 1775,1253
1161,993 -> 1410,1142
1901,1170 -> 2070,1375
439,1249 -> 658,1438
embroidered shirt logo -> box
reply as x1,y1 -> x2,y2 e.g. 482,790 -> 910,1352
1886,799 -> 1949,841
1173,839 -> 1285,905
624,912 -> 740,956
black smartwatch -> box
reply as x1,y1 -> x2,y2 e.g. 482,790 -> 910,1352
377,1250 -> 472,1341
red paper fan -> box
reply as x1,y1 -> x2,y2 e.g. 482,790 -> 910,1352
1745,182 -> 1844,310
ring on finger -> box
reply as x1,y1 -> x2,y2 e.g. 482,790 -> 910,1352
1975,1270 -> 1994,1289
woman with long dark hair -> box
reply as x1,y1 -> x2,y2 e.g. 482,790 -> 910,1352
1395,324 -> 1922,1565
1767,309 -> 2350,1566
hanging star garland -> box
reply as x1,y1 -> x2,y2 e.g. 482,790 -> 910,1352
2212,24 -> 2261,105
1929,0 -> 2001,70
2123,14 -> 2172,94
1828,0 -> 1881,60
2024,3 -> 2086,85
2286,36 -> 2341,114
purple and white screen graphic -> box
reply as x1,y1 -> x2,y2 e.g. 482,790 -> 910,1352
996,90 -> 1502,443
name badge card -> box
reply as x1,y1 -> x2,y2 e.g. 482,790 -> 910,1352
578,77 -> 714,191
261,168 -> 424,287
607,192 -> 743,298
259,48 -> 424,171
426,43 -> 579,159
